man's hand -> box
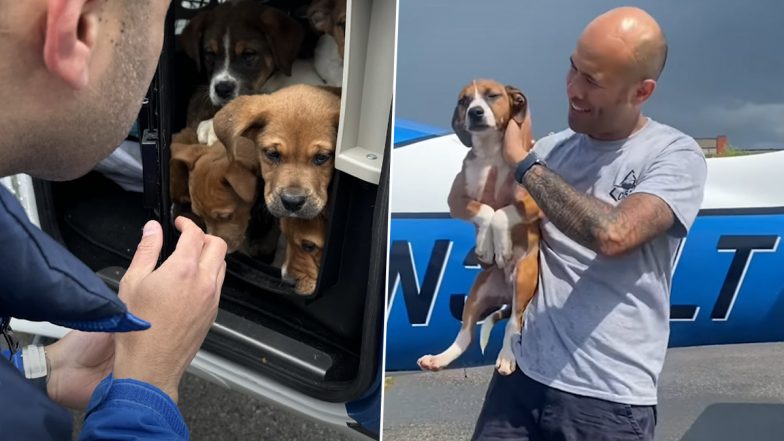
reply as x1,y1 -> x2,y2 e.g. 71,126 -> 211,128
113,217 -> 227,403
503,119 -> 535,166
46,331 -> 114,409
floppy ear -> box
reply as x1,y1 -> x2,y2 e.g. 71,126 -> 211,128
169,142 -> 208,203
451,104 -> 472,147
225,163 -> 258,204
505,85 -> 528,125
179,10 -> 211,72
259,7 -> 305,76
213,95 -> 269,162
504,86 -> 534,153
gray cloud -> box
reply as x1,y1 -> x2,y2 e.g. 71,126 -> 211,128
395,0 -> 784,149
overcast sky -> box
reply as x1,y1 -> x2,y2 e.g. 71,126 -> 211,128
395,0 -> 784,149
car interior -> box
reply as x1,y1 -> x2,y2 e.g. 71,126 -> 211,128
32,0 -> 392,403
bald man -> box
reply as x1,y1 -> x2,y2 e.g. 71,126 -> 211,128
0,1 -> 227,440
472,7 -> 707,441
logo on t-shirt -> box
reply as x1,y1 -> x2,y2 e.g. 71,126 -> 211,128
610,170 -> 637,201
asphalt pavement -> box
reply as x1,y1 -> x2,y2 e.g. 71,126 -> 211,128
383,342 -> 784,441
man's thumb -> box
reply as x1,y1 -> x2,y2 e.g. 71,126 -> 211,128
126,220 -> 163,280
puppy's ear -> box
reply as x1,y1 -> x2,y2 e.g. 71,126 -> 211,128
451,103 -> 472,148
169,142 -> 208,203
505,85 -> 534,153
307,0 -> 334,33
225,163 -> 258,204
213,95 -> 269,162
505,85 -> 528,125
259,8 -> 305,76
170,142 -> 208,171
179,10 -> 210,72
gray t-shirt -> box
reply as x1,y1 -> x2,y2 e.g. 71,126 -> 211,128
514,117 -> 707,405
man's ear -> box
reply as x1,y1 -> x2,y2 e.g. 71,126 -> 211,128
634,79 -> 657,105
43,0 -> 102,90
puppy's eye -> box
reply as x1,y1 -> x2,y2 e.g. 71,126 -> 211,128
301,240 -> 317,253
487,93 -> 501,99
242,49 -> 258,62
216,212 -> 233,221
458,96 -> 470,105
312,153 -> 331,166
264,149 -> 281,164
204,48 -> 217,59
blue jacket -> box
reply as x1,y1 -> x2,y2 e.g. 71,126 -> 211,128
0,184 -> 189,440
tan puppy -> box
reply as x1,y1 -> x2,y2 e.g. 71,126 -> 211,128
169,134 -> 258,253
418,79 -> 541,375
212,84 -> 341,219
279,214 -> 327,296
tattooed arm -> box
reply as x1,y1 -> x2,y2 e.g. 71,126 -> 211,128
521,164 -> 674,256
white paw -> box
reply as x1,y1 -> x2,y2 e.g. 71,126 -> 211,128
417,354 -> 447,372
197,119 -> 218,145
475,226 -> 495,264
491,210 -> 513,268
496,348 -> 517,376
473,205 -> 495,265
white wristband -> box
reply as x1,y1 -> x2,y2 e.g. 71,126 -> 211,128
21,344 -> 48,379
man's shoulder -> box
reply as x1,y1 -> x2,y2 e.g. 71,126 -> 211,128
644,119 -> 704,156
533,128 -> 579,159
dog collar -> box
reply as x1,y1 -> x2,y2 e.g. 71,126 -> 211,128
514,151 -> 546,184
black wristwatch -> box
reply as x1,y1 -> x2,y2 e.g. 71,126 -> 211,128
514,151 -> 546,184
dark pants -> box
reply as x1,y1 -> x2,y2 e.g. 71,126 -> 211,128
472,368 -> 656,441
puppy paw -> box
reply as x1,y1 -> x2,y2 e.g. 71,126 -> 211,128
491,207 -> 520,268
473,205 -> 495,265
495,348 -> 517,376
417,354 -> 447,372
197,119 -> 218,146
492,227 -> 513,269
475,228 -> 495,265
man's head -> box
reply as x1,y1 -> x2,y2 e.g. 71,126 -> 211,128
567,7 -> 667,140
0,0 -> 171,181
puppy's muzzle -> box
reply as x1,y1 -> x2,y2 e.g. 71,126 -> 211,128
268,187 -> 323,219
214,81 -> 237,101
468,106 -> 488,129
280,189 -> 307,212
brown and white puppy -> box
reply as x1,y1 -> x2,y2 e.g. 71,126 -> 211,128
417,79 -> 541,376
179,1 -> 307,111
213,84 -> 341,219
279,214 -> 327,295
169,135 -> 259,253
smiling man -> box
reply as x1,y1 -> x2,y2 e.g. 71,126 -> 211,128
472,7 -> 707,441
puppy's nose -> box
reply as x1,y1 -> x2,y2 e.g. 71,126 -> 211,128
214,81 -> 236,100
468,106 -> 484,120
280,190 -> 307,212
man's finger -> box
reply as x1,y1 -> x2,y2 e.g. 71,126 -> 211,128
503,121 -> 527,166
124,220 -> 163,283
172,216 -> 206,260
199,235 -> 228,278
215,260 -> 227,298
